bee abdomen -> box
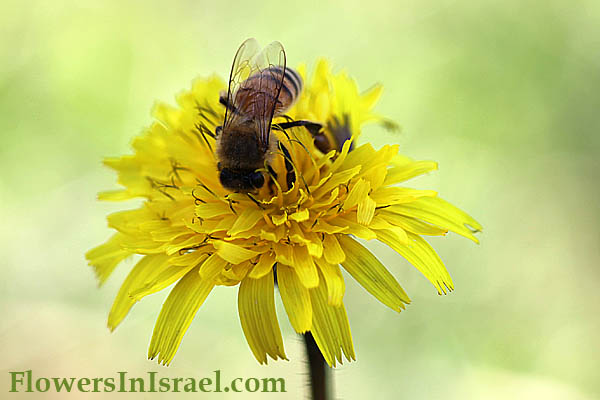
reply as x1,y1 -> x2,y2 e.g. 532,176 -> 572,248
271,66 -> 303,104
243,66 -> 302,114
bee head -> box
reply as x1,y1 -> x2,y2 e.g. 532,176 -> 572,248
219,168 -> 265,191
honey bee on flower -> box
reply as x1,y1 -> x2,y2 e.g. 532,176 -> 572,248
86,39 -> 481,367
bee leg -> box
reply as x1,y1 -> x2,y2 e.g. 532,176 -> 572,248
218,92 -> 240,114
218,92 -> 229,107
276,120 -> 332,153
313,133 -> 331,154
279,143 -> 296,190
277,120 -> 322,135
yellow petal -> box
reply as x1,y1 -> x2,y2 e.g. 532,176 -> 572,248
329,136 -> 353,172
360,83 -> 383,110
314,91 -> 329,120
238,272 -> 287,364
339,143 -> 375,171
370,187 -> 437,206
329,215 -> 377,240
322,234 -> 346,265
164,235 -> 207,255
248,252 -> 276,279
386,226 -> 409,245
265,224 -> 287,242
384,160 -> 438,185
85,233 -> 131,285
129,259 -> 201,300
213,240 -> 260,264
153,102 -> 183,129
389,196 -> 481,243
277,264 -> 312,333
355,144 -> 399,175
377,230 -> 454,294
169,247 -> 211,266
195,202 -> 232,219
360,163 -> 388,191
271,211 -> 288,226
98,190 -> 136,201
260,229 -> 277,242
198,253 -> 228,280
292,245 -> 319,288
230,261 -> 253,281
273,242 -> 294,265
343,179 -> 371,209
357,195 -> 376,225
148,268 -> 214,366
313,165 -> 361,198
305,232 -> 324,258
108,254 -> 197,331
151,226 -> 191,242
119,235 -> 165,254
105,207 -> 149,233
228,208 -> 264,236
289,208 -> 310,222
368,214 -> 396,230
338,235 -> 410,312
309,272 -> 355,367
312,219 -> 348,235
289,221 -> 311,245
311,186 -> 339,208
211,215 -> 238,233
377,210 -> 448,236
315,258 -> 345,307
288,224 -> 323,259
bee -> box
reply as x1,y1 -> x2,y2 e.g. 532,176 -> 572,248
215,38 -> 326,192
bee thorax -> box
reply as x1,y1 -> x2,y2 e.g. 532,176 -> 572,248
216,128 -> 266,170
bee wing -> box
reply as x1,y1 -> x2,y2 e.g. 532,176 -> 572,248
223,38 -> 260,128
223,39 -> 286,150
251,41 -> 286,149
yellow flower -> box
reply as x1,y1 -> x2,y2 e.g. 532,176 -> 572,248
86,59 -> 481,367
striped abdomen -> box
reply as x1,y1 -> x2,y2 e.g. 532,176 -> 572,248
234,66 -> 303,118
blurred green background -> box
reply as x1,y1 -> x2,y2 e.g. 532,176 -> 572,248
1,0 -> 599,398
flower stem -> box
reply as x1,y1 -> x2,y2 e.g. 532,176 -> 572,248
303,332 -> 329,400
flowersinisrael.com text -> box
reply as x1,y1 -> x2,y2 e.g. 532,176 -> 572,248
9,370 -> 286,393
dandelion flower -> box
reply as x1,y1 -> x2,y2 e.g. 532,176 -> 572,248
86,59 -> 481,367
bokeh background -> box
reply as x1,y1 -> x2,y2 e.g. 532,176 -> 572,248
1,0 -> 599,398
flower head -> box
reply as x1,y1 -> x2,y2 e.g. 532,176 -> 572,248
86,59 -> 481,367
